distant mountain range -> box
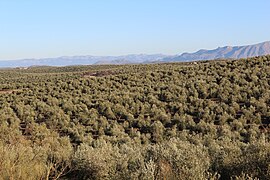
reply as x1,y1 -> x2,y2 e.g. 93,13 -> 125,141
0,41 -> 269,68
163,41 -> 270,62
0,54 -> 166,68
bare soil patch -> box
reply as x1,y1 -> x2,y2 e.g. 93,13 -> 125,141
83,70 -> 117,77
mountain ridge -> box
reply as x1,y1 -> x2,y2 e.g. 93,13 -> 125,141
0,41 -> 269,67
0,54 -> 167,68
163,41 -> 270,62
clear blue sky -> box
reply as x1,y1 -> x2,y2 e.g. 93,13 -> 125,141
0,0 -> 270,60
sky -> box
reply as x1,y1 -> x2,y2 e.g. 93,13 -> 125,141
0,0 -> 270,60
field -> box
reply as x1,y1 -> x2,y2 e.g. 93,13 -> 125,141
0,56 -> 270,179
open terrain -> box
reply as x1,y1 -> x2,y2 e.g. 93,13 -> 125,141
0,56 -> 270,179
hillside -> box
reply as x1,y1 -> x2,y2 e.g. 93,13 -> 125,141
164,41 -> 270,62
0,55 -> 270,179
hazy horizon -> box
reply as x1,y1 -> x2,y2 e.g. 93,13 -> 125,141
1,0 -> 270,61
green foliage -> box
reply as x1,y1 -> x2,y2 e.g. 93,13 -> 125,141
0,55 -> 270,179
